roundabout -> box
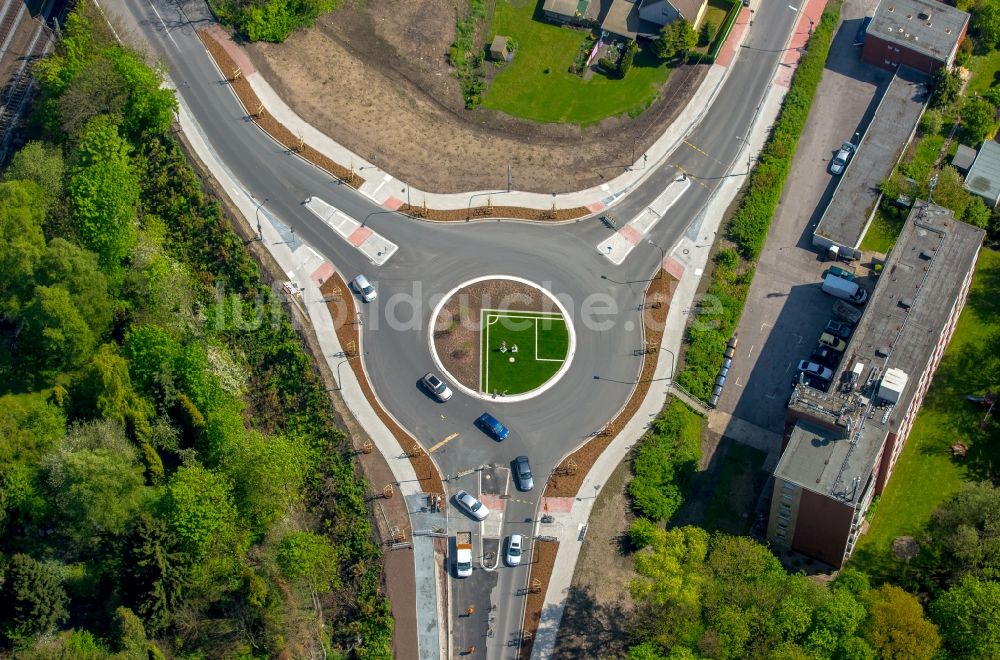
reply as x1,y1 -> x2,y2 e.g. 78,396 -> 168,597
430,275 -> 576,402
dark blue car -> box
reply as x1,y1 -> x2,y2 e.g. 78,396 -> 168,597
476,412 -> 509,441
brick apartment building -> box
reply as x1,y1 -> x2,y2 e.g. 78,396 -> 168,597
862,0 -> 969,75
767,203 -> 984,567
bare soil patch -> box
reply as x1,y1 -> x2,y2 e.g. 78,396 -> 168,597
519,539 -> 559,660
322,273 -> 445,495
546,272 -> 676,497
241,1 -> 711,193
432,278 -> 557,390
552,457 -> 636,658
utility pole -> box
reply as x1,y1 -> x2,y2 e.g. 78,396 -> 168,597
507,165 -> 512,193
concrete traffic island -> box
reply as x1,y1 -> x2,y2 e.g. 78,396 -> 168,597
429,276 -> 576,402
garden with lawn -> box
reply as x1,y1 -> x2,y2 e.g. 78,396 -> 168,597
483,0 -> 672,124
851,249 -> 1000,572
480,309 -> 569,394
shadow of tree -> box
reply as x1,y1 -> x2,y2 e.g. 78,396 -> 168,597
549,585 -> 632,659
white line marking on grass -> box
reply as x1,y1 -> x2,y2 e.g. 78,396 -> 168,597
534,318 -> 567,362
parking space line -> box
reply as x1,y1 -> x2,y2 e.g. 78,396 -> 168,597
428,432 -> 459,453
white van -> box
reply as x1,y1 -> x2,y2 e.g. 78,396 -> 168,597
821,274 -> 867,304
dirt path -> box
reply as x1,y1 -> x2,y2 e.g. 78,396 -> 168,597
242,1 -> 710,193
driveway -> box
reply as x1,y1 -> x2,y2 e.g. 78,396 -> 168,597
717,0 -> 891,435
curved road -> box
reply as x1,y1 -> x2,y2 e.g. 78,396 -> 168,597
107,0 -> 803,655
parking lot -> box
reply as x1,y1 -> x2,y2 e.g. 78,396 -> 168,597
716,0 -> 890,434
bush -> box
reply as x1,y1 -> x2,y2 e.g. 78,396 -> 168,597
618,42 -> 638,78
598,56 -> 618,73
628,400 -> 703,521
628,517 -> 659,549
920,109 -> 944,135
699,20 -> 717,47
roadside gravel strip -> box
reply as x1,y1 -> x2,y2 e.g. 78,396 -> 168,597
322,273 -> 446,496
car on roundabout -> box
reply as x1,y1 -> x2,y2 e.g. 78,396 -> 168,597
350,274 -> 377,302
454,490 -> 489,521
476,412 -> 509,441
420,372 -> 453,402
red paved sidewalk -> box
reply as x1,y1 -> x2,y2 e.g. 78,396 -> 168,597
202,23 -> 256,76
776,0 -> 829,87
715,8 -> 752,68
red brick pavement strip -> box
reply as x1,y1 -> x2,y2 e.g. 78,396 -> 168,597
310,262 -> 334,287
777,0 -> 828,87
202,24 -> 256,75
619,223 -> 642,246
347,226 -> 373,247
540,497 -> 574,513
586,201 -> 606,213
383,196 -> 404,211
715,7 -> 751,68
665,256 -> 686,281
479,494 -> 507,510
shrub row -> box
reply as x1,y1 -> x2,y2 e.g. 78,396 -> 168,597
211,0 -> 341,43
450,0 -> 488,108
676,2 -> 842,401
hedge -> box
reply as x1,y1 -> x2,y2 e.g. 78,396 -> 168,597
676,1 -> 843,401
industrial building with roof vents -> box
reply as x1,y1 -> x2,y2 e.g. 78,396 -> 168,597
862,0 -> 969,74
769,202 -> 984,567
964,140 -> 1000,208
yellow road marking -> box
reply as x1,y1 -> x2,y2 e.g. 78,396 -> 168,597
672,165 -> 710,189
682,140 -> 727,167
429,432 -> 460,453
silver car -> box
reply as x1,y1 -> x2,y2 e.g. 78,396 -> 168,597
829,142 -> 856,175
505,534 -> 523,567
351,274 -> 377,302
454,490 -> 489,520
421,372 -> 453,401
798,360 -> 833,381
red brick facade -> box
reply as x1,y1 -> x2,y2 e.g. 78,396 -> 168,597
862,25 -> 967,75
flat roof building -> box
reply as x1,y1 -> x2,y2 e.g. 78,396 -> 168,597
862,0 -> 969,74
964,140 -> 1000,208
812,67 -> 929,260
771,202 -> 984,567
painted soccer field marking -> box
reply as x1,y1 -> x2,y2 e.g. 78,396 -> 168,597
479,309 -> 568,393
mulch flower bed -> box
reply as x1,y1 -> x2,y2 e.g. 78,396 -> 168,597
197,29 -> 591,222
545,271 -> 677,497
519,539 -> 560,660
321,274 -> 445,495
432,278 -> 558,391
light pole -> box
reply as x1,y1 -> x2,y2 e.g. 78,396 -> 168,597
660,346 -> 676,383
336,351 -> 369,391
250,196 -> 267,243
647,239 -> 665,279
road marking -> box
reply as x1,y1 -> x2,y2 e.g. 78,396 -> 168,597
682,140 -> 726,167
146,0 -> 179,49
747,344 -> 754,357
428,432 -> 459,453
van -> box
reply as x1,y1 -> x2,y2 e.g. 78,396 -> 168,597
821,274 -> 867,304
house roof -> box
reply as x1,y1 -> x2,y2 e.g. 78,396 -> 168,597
543,0 -> 589,18
952,144 -> 977,172
668,0 -> 707,23
964,140 -> 1000,206
868,0 -> 969,64
604,0 -> 662,39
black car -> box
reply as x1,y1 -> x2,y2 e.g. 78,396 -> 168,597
811,346 -> 841,368
512,455 -> 534,491
794,371 -> 830,392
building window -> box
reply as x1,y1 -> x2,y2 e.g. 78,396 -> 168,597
782,493 -> 793,503
779,511 -> 790,520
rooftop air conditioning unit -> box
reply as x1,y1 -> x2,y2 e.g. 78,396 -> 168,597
878,368 -> 908,404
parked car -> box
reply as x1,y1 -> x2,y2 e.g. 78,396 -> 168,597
475,412 -> 509,441
819,332 -> 848,352
420,372 -> 453,402
350,274 -> 377,302
822,274 -> 868,304
454,490 -> 489,520
794,371 -> 830,392
505,534 -> 523,567
512,455 -> 534,491
829,142 -> 856,175
825,320 -> 853,339
811,346 -> 841,368
826,266 -> 856,282
798,360 -> 834,381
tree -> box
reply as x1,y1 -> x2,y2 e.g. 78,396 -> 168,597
929,67 -> 962,109
919,108 -> 944,135
619,41 -> 639,78
276,531 -> 340,591
0,181 -> 47,319
972,0 -> 1000,50
37,238 -> 114,337
964,195 -> 991,229
3,142 -> 65,208
121,512 -> 189,633
0,553 -> 69,642
931,576 -> 1000,658
44,419 -> 148,543
161,465 -> 241,560
805,588 -> 867,657
18,285 -> 96,376
68,114 -> 139,272
0,392 -> 66,465
222,431 -> 308,534
111,606 -> 149,656
961,97 -> 997,143
699,20 -> 717,47
863,584 -> 940,660
656,20 -> 697,61
925,482 -> 1000,584
71,344 -> 152,434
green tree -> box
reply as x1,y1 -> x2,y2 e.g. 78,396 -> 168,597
929,67 -> 962,108
806,588 -> 867,657
105,47 -> 176,139
0,181 -> 47,319
121,512 -> 189,633
925,482 -> 1000,584
0,553 -> 69,642
276,531 -> 340,591
123,324 -> 181,396
44,419 -> 148,543
863,584 -> 940,660
161,465 -> 241,560
961,97 -> 997,143
919,108 -> 944,135
222,431 -> 308,534
37,238 -> 114,339
972,0 -> 1000,49
111,606 -> 148,656
656,20 -> 697,61
931,576 -> 1000,658
68,115 -> 139,271
18,285 -> 96,375
963,194 -> 991,229
3,142 -> 65,208
699,20 -> 717,47
0,392 -> 66,465
71,344 -> 152,433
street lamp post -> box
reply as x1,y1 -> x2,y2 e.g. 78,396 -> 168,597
660,346 -> 676,383
647,239 -> 665,279
336,352 -> 369,391
251,196 -> 268,243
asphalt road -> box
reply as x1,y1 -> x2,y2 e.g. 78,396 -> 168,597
108,0 -> 804,655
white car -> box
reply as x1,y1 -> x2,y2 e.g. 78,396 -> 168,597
351,274 -> 377,302
829,142 -> 856,175
421,372 -> 453,402
505,534 -> 523,567
798,360 -> 833,381
454,490 -> 489,521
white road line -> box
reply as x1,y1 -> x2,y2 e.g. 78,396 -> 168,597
146,0 -> 179,49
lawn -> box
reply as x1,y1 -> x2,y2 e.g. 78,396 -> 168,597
852,249 -> 1000,569
480,309 -> 569,394
965,48 -> 1000,97
859,208 -> 906,253
484,0 -> 672,124
701,441 -> 768,534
